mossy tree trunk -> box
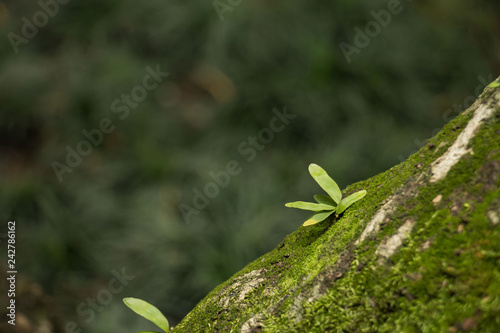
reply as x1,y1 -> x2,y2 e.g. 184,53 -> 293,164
172,77 -> 500,333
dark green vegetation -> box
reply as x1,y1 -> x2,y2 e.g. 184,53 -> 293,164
172,82 -> 500,332
0,0 -> 499,331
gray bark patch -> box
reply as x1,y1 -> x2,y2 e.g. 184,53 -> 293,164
430,92 -> 499,183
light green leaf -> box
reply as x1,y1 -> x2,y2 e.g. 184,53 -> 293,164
303,210 -> 335,227
314,194 -> 337,207
285,201 -> 336,211
488,82 -> 500,88
308,164 -> 342,204
123,298 -> 170,333
336,190 -> 367,215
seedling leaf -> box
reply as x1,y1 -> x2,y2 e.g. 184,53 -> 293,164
314,194 -> 337,207
123,298 -> 170,333
308,164 -> 342,204
336,190 -> 367,215
303,210 -> 335,226
285,201 -> 336,211
488,82 -> 500,88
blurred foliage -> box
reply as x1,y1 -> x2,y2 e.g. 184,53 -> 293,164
0,0 -> 499,330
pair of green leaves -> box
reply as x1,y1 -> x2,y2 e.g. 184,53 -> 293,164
285,163 -> 367,226
123,298 -> 170,333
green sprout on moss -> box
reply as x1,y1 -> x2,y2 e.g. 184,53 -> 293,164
123,297 -> 170,333
285,163 -> 367,226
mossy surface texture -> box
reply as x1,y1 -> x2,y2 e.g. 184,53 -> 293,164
172,80 -> 500,333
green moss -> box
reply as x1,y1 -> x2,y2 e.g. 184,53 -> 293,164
172,86 -> 500,333
264,89 -> 500,332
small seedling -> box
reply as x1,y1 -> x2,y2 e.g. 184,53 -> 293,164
285,163 -> 367,226
123,297 -> 170,333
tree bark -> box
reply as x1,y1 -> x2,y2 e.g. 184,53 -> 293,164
172,77 -> 500,332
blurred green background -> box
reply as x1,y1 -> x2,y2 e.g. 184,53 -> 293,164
0,0 -> 499,331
